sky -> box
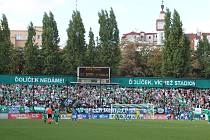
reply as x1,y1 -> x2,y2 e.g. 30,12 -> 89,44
0,0 -> 210,46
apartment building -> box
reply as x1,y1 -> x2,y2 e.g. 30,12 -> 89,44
10,26 -> 42,48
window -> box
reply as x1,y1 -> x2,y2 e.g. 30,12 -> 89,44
16,34 -> 25,40
37,35 -> 41,39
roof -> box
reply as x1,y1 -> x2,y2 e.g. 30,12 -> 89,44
123,31 -> 140,36
145,33 -> 157,35
202,33 -> 210,36
185,33 -> 200,40
122,32 -> 140,39
122,31 -> 157,39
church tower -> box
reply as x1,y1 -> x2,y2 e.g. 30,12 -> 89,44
156,0 -> 165,45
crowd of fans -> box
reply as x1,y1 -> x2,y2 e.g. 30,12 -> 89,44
0,84 -> 210,117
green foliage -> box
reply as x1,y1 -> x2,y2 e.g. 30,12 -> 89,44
41,12 -> 61,75
162,9 -> 191,78
0,11 -> 197,77
23,22 -> 41,75
85,28 -> 96,66
162,9 -> 173,77
120,43 -> 156,76
0,14 -> 12,74
147,48 -> 162,77
120,44 -> 140,76
164,9 -> 171,41
98,8 -> 121,74
197,35 -> 210,78
63,10 -> 86,75
10,47 -> 24,74
181,35 -> 191,76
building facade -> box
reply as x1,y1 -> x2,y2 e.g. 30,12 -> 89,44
121,31 -> 157,44
121,2 -> 165,48
10,26 -> 42,48
186,32 -> 210,50
156,2 -> 165,45
121,2 -> 210,51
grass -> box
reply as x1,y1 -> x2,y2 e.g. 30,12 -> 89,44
0,119 -> 210,140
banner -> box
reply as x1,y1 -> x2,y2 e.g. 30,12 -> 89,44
34,106 -> 45,113
71,113 -> 174,120
9,106 -> 20,113
0,106 -> 45,113
194,108 -> 202,115
109,114 -> 174,120
75,114 -> 109,119
0,75 -> 75,85
0,113 -> 8,119
179,111 -> 190,120
8,113 -> 42,119
109,114 -> 137,120
0,75 -> 209,88
144,114 -> 174,120
93,114 -> 109,119
0,105 -> 8,113
76,108 -> 137,114
112,77 -> 198,88
76,108 -> 111,114
60,114 -> 71,119
6,106 -> 31,113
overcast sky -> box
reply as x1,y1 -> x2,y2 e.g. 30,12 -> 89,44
1,0 -> 210,45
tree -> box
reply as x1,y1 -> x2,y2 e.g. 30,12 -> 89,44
162,8 -> 172,76
41,12 -> 61,75
147,48 -> 162,77
63,10 -> 86,75
10,47 -> 24,74
0,14 -> 12,74
171,10 -> 191,77
181,35 -> 191,76
162,9 -> 191,78
98,8 -> 121,74
98,10 -> 109,66
120,44 -> 140,76
85,28 -> 96,66
120,43 -> 152,76
197,34 -> 210,78
23,22 -> 40,75
109,8 -> 121,72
